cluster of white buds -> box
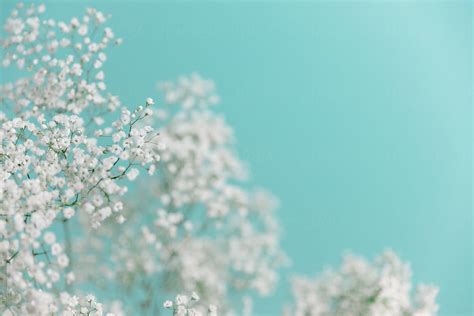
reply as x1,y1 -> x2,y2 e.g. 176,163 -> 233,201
286,250 -> 439,316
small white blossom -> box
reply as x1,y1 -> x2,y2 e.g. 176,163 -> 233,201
63,208 -> 75,219
126,168 -> 139,181
146,97 -> 155,105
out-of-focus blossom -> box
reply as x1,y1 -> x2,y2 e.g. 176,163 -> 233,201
286,250 -> 439,316
77,74 -> 287,315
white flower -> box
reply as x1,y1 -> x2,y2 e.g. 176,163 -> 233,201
146,97 -> 155,105
95,70 -> 105,81
63,207 -> 75,219
126,168 -> 139,181
51,243 -> 63,255
57,254 -> 70,268
77,24 -> 88,36
66,272 -> 75,284
176,294 -> 188,305
43,232 -> 56,244
191,291 -> 200,302
116,215 -> 126,224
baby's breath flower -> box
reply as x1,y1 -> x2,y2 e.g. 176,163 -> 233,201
0,4 -> 159,314
287,251 -> 439,316
146,97 -> 155,106
78,74 -> 287,315
191,292 -> 200,302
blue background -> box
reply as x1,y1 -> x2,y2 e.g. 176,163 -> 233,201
1,1 -> 472,315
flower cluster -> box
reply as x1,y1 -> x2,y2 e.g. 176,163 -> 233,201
0,288 -> 123,316
158,73 -> 220,110
58,293 -> 124,316
0,4 -> 160,314
152,74 -> 249,220
286,250 -> 439,316
75,74 -> 287,315
0,3 -> 121,118
162,292 -> 218,316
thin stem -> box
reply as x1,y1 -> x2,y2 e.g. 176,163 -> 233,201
62,219 -> 73,291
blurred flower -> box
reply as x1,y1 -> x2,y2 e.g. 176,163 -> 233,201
286,250 -> 439,316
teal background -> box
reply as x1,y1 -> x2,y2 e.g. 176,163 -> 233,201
1,1 -> 472,315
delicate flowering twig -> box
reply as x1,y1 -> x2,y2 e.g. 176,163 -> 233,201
74,74 -> 288,315
0,3 -> 158,314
